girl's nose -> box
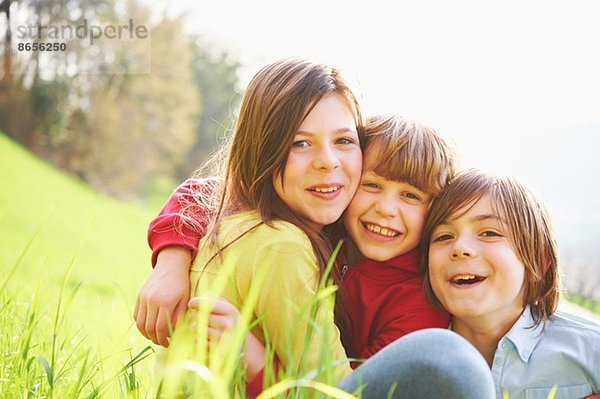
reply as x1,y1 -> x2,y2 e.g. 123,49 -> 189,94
313,144 -> 341,171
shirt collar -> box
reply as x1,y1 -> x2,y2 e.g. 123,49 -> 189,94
385,248 -> 420,272
503,305 -> 543,363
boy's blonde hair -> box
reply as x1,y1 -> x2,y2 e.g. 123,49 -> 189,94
421,169 -> 561,326
364,114 -> 457,196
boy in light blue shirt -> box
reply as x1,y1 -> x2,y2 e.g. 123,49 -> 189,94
494,305 -> 599,398
421,169 -> 600,399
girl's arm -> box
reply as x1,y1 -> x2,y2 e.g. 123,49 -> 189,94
188,296 -> 280,398
135,178 -> 219,347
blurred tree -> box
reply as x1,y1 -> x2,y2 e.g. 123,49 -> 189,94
0,0 -> 112,147
174,42 -> 241,180
0,0 -> 240,200
74,13 -> 200,198
0,0 -> 11,80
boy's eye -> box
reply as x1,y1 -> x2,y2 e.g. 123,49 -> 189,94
402,191 -> 427,204
404,192 -> 421,201
481,230 -> 502,237
361,181 -> 381,190
432,233 -> 453,243
292,140 -> 309,148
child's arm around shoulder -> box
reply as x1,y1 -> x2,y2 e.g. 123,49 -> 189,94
134,246 -> 192,347
135,178 -> 220,347
148,177 -> 221,265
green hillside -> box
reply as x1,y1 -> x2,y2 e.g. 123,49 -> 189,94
0,132 -> 157,300
0,133 -> 159,397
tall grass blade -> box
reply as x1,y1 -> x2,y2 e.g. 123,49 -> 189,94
546,384 -> 558,399
256,378 -> 356,399
36,355 -> 55,387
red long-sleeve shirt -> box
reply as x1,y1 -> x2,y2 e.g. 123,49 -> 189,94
341,249 -> 451,367
148,178 -> 219,266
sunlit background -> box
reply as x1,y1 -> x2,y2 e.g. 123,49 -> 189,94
1,0 -> 599,295
157,0 -> 600,292
0,1 -> 599,396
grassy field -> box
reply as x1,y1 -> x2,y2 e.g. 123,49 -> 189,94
0,133 -> 158,397
3,132 -> 595,399
0,133 -> 349,399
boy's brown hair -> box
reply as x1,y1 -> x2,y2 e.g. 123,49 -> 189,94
420,169 -> 561,326
364,114 -> 457,196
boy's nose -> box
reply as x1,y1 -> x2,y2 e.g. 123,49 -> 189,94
375,198 -> 399,217
451,250 -> 472,259
450,236 -> 476,259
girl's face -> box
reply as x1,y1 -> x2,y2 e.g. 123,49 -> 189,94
428,194 -> 526,325
273,93 -> 362,229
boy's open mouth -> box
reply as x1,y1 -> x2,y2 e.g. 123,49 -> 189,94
450,275 -> 485,285
363,222 -> 400,237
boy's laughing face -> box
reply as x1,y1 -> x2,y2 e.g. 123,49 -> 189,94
427,194 -> 526,325
342,150 -> 431,262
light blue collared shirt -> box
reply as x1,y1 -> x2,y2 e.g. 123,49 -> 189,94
492,305 -> 600,399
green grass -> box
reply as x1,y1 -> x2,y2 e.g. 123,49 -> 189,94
1,132 -> 578,399
0,133 -> 355,398
0,133 -> 158,397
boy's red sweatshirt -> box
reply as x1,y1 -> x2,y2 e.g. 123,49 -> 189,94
341,249 -> 451,367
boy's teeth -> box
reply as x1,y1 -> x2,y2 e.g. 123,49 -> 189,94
312,186 -> 340,193
365,223 -> 398,237
454,275 -> 475,281
452,275 -> 482,284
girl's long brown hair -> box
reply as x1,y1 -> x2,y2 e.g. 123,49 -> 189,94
201,57 -> 365,332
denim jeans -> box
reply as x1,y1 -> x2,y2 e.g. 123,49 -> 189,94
337,328 -> 495,398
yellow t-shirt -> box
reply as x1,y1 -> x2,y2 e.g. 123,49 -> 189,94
190,210 -> 351,382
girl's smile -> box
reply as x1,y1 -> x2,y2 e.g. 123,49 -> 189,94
273,92 -> 362,229
306,183 -> 344,200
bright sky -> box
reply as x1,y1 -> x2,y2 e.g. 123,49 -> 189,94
154,0 -> 600,248
156,0 -> 599,152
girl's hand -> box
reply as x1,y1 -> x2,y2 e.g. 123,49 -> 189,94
188,295 -> 241,341
188,295 -> 266,381
134,246 -> 192,347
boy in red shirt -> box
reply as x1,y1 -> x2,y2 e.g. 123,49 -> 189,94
136,114 -> 456,367
338,114 -> 454,363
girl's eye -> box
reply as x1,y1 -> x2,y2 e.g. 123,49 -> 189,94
292,140 -> 309,148
336,137 -> 356,145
